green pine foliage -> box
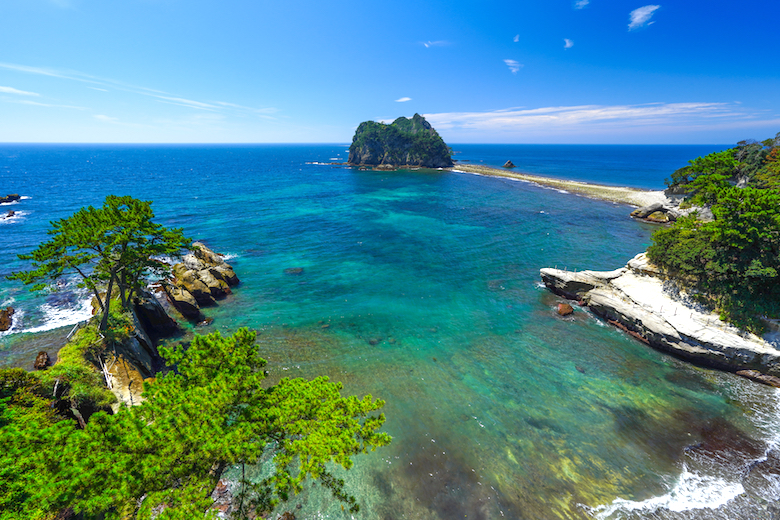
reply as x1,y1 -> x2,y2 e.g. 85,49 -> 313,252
0,328 -> 390,519
649,132 -> 780,331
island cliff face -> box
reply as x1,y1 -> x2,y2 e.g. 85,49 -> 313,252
347,113 -> 453,168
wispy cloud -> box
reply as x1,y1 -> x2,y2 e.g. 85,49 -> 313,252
424,102 -> 770,137
575,0 -> 589,8
564,39 -> 574,49
0,61 -> 276,117
629,5 -> 660,30
504,59 -> 523,74
9,99 -> 86,110
94,114 -> 118,123
513,34 -> 520,43
0,86 -> 39,96
395,97 -> 412,103
422,40 -> 449,48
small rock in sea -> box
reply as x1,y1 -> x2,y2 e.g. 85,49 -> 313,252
6,210 -> 15,218
432,357 -> 437,362
503,160 -> 516,168
0,194 -> 21,204
368,337 -> 382,346
321,324 -> 330,329
284,267 -> 304,275
0,306 -> 14,331
34,351 -> 50,370
196,317 -> 214,327
557,303 -> 574,316
576,365 -> 586,374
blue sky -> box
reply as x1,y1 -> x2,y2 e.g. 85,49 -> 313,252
1,0 -> 778,144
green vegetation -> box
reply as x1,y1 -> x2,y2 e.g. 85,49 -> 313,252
348,113 -> 453,168
8,195 -> 190,331
649,132 -> 780,331
0,328 -> 390,519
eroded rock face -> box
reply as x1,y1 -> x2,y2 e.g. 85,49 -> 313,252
540,253 -> 780,381
163,284 -> 205,322
133,289 -> 179,339
503,160 -> 515,168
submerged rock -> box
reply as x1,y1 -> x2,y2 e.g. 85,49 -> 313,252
284,267 -> 304,275
541,253 -> 780,378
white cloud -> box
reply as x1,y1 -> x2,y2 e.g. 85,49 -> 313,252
94,114 -> 118,123
423,102 -> 766,138
504,59 -> 523,74
629,5 -> 660,30
395,97 -> 412,102
422,41 -> 448,48
0,86 -> 39,96
88,87 -> 108,92
575,0 -> 589,9
564,39 -> 574,49
513,34 -> 520,43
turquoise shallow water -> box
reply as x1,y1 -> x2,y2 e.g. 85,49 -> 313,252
1,144 -> 778,519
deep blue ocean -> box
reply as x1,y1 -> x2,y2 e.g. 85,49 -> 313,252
2,143 -> 779,519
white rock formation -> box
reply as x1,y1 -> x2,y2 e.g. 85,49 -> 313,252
540,253 -> 780,377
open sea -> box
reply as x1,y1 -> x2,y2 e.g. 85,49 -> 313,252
2,143 -> 779,519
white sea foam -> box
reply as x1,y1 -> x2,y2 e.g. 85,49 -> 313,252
220,252 -> 238,261
0,210 -> 28,224
591,466 -> 744,518
20,298 -> 93,334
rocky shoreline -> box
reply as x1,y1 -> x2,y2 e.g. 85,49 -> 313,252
541,253 -> 780,386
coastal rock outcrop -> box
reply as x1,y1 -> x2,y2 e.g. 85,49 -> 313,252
540,253 -> 780,379
347,113 -> 453,168
0,193 -> 21,204
163,242 -> 239,322
503,160 -> 515,168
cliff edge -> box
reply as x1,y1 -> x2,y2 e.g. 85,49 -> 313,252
347,113 -> 453,168
541,253 -> 780,379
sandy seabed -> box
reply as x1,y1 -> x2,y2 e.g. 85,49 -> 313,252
450,164 -> 667,208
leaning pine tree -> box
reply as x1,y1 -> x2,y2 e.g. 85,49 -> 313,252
8,195 -> 190,330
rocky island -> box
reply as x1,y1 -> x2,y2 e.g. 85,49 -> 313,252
347,113 -> 453,169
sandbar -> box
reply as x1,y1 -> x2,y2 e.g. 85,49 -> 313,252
449,164 -> 666,208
